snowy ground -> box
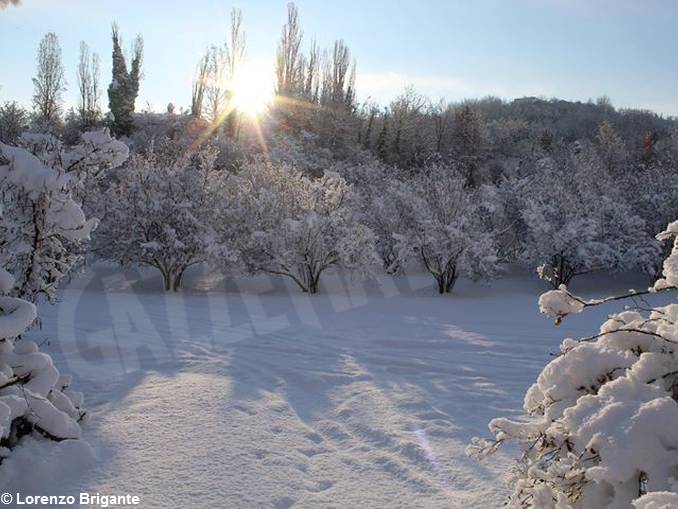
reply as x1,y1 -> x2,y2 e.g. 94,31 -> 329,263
1,265 -> 671,508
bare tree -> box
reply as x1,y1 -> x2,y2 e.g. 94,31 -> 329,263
76,41 -> 101,127
32,32 -> 66,126
451,103 -> 485,186
191,53 -> 209,118
204,45 -> 227,123
430,100 -> 453,154
225,8 -> 246,134
302,40 -> 320,102
226,9 -> 246,81
275,2 -> 303,96
389,86 -> 426,162
202,9 -> 247,125
320,40 -> 353,107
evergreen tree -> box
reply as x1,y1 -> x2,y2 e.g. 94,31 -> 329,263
107,23 -> 143,137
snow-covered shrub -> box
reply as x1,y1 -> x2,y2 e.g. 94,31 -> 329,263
0,133 -> 123,457
393,165 -> 498,294
0,268 -> 83,451
225,159 -> 379,293
96,138 -> 219,291
468,220 -> 678,508
0,130 -> 128,301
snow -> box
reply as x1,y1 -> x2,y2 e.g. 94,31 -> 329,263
0,142 -> 71,198
634,492 -> 678,509
654,222 -> 678,291
538,286 -> 585,321
1,264 -> 669,508
0,267 -> 15,294
0,296 -> 36,339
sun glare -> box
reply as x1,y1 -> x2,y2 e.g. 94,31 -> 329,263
230,61 -> 273,116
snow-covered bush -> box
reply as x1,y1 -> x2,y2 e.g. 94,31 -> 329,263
0,133 -> 124,457
226,159 -> 379,293
0,268 -> 84,451
468,220 -> 678,508
96,138 -> 219,291
393,165 -> 498,293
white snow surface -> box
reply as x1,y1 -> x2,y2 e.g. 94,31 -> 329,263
1,265 -> 671,508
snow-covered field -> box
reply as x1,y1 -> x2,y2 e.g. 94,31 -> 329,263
1,265 -> 670,508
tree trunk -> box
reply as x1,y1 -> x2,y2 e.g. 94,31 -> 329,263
436,276 -> 445,294
548,254 -> 575,289
172,270 -> 184,292
307,266 -> 320,294
445,267 -> 458,293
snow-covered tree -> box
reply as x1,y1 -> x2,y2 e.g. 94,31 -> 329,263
468,220 -> 678,508
96,139 -> 219,291
0,130 -> 128,302
0,133 -> 126,458
522,147 -> 658,288
331,161 -> 412,273
393,165 -> 498,293
596,121 -> 628,173
367,178 -> 416,274
226,160 -> 378,293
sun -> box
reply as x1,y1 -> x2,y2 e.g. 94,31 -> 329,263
230,61 -> 273,116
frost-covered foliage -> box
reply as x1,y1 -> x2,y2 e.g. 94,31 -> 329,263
0,132 -> 122,459
96,139 -> 219,291
393,165 -> 498,293
332,161 -> 411,273
521,145 -> 658,288
368,178 -> 417,274
225,160 -> 378,293
468,221 -> 678,508
0,130 -> 128,302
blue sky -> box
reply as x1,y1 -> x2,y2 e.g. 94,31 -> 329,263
1,0 -> 677,115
